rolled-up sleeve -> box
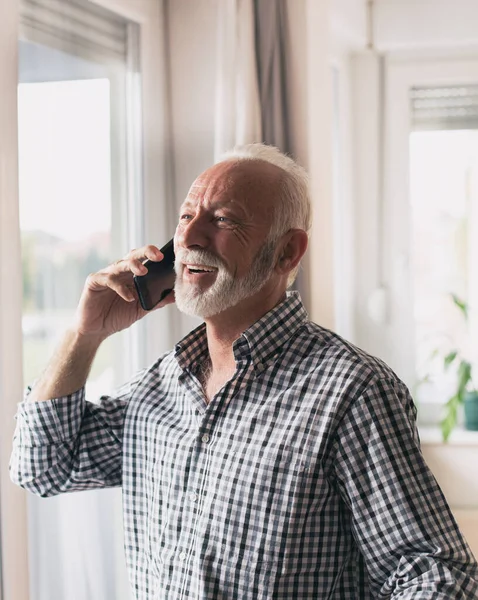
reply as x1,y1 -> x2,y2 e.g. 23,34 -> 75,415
333,376 -> 478,599
10,373 -> 144,497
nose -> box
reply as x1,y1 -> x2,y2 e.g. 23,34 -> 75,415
175,214 -> 210,251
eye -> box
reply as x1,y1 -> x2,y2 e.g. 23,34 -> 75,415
215,215 -> 236,226
179,214 -> 193,221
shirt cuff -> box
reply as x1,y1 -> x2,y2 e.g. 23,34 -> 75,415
14,386 -> 86,446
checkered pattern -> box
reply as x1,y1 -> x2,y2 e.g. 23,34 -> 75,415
11,292 -> 478,599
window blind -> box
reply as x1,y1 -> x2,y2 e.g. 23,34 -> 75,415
19,0 -> 129,66
410,84 -> 478,131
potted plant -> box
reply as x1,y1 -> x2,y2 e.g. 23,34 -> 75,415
435,295 -> 478,441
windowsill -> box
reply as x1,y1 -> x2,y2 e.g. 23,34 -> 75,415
419,425 -> 478,446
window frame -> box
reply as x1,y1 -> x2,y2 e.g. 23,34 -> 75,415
385,55 -> 478,391
0,2 -> 27,599
351,53 -> 478,413
0,1 -> 172,598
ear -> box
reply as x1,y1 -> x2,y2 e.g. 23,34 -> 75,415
275,229 -> 308,276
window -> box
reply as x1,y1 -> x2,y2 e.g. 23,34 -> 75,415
1,0 -> 168,597
354,57 -> 478,427
18,1 -> 141,598
19,78 -> 116,390
410,85 -> 478,424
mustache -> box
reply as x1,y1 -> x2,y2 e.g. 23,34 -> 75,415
175,248 -> 226,270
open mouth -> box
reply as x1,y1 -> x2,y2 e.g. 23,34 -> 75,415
185,264 -> 218,275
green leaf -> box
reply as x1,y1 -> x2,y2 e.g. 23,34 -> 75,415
440,394 -> 460,442
457,360 -> 472,398
451,294 -> 469,321
441,416 -> 453,443
444,351 -> 458,369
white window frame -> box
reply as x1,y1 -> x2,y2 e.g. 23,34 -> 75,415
353,50 -> 478,398
0,1 -> 171,598
384,54 -> 478,393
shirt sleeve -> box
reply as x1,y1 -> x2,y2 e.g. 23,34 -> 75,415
333,375 -> 478,599
10,369 -> 146,497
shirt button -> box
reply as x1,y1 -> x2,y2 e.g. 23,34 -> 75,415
179,552 -> 187,561
189,492 -> 198,502
201,433 -> 210,443
256,362 -> 265,372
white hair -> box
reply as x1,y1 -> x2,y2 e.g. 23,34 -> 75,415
219,143 -> 311,285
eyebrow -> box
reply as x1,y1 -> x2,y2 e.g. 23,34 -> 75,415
180,197 -> 249,218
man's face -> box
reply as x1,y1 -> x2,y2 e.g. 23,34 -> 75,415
174,160 -> 283,319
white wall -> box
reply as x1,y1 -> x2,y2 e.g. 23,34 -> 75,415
284,0 -> 366,335
165,0 -> 218,204
330,0 -> 366,52
375,0 -> 478,51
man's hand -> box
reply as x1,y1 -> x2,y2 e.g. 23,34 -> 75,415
27,245 -> 175,402
73,245 -> 175,340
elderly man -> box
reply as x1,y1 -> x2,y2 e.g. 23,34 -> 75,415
11,144 -> 478,599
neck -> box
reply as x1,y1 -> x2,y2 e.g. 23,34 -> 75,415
203,284 -> 286,373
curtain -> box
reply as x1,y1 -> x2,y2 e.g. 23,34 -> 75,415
254,0 -> 307,296
254,0 -> 290,151
214,0 -> 262,160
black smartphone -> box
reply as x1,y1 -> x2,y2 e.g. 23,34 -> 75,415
133,239 -> 176,311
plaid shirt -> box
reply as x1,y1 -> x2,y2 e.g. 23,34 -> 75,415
11,292 -> 478,599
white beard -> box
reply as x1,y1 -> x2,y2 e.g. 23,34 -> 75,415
174,241 -> 277,319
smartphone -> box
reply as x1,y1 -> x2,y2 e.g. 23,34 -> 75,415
133,239 -> 176,311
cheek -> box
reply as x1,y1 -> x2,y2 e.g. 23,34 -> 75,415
234,252 -> 256,278
173,227 -> 182,249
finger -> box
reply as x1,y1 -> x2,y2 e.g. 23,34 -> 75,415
87,272 -> 136,303
128,258 -> 148,276
106,257 -> 147,277
125,245 -> 164,263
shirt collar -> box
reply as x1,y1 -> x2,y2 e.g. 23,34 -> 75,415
174,291 -> 308,375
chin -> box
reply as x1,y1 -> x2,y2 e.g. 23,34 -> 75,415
175,287 -> 232,319
175,299 -> 220,319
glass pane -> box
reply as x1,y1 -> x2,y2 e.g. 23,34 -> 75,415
410,130 -> 478,417
19,77 -> 114,391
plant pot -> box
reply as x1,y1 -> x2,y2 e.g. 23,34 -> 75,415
464,391 -> 478,431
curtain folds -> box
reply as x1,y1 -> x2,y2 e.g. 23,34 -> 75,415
253,0 -> 291,152
214,0 -> 262,160
253,0 -> 307,296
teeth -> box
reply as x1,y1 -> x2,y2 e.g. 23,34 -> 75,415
187,265 -> 215,273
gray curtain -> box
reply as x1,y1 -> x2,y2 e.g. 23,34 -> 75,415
253,0 -> 306,296
254,0 -> 290,150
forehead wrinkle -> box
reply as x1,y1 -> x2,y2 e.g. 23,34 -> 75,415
184,174 -> 249,213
